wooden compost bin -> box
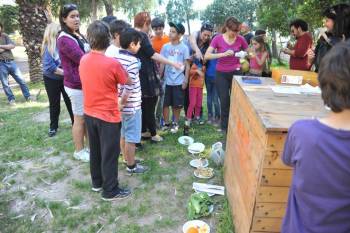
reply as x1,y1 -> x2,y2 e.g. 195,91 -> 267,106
224,76 -> 328,233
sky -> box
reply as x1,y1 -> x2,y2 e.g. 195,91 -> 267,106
0,0 -> 15,5
156,0 -> 214,34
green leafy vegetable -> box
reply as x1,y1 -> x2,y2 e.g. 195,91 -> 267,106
187,192 -> 213,220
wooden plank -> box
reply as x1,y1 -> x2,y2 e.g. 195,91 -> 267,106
234,76 -> 328,132
256,187 -> 289,203
225,140 -> 251,233
263,150 -> 291,170
225,83 -> 253,233
261,169 -> 292,187
225,79 -> 268,233
266,134 -> 287,151
251,217 -> 283,232
254,203 -> 287,218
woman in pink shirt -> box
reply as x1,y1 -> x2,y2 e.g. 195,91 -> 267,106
204,17 -> 248,133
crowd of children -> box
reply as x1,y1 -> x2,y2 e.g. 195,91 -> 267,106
37,8 -> 350,231
41,4 -> 273,200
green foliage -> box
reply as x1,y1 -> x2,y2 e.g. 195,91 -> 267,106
257,0 -> 350,35
216,198 -> 235,233
50,0 -> 97,21
295,0 -> 347,31
0,5 -> 19,34
50,0 -> 156,21
118,0 -> 157,19
166,0 -> 197,24
201,0 -> 257,27
257,0 -> 296,36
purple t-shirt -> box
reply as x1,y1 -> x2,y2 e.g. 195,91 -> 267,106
282,119 -> 350,233
209,34 -> 248,72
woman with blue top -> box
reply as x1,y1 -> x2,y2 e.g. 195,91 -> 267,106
205,55 -> 220,125
42,23 -> 73,137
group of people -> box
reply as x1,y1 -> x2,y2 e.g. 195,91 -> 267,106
1,2 -> 350,231
37,2 -> 271,200
282,3 -> 350,72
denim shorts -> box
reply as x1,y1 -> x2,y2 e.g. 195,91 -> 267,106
64,87 -> 84,116
121,109 -> 142,143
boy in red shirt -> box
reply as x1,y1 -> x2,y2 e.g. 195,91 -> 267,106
79,21 -> 131,201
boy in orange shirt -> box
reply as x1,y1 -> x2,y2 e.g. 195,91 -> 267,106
79,21 -> 132,201
185,58 -> 205,128
151,18 -> 170,54
151,18 -> 170,127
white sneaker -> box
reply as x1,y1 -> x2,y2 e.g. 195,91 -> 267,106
170,123 -> 179,134
73,149 -> 90,162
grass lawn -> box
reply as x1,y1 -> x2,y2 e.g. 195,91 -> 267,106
0,82 -> 234,233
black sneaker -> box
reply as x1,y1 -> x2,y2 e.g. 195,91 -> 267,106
122,158 -> 144,165
48,129 -> 57,137
26,96 -> 33,102
135,143 -> 143,150
126,164 -> 149,175
183,125 -> 190,136
101,188 -> 131,201
161,123 -> 171,131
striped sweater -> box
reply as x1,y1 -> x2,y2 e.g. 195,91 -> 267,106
113,49 -> 142,114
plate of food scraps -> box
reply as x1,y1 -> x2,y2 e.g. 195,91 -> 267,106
182,220 -> 210,233
194,167 -> 214,179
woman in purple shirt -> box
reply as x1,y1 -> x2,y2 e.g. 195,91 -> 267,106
57,4 -> 90,162
204,17 -> 248,133
282,42 -> 350,233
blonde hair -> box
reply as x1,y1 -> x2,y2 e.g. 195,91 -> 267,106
41,23 -> 61,56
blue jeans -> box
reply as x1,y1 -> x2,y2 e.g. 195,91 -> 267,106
0,60 -> 31,101
205,76 -> 220,119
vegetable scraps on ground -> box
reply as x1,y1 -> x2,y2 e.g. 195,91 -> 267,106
187,192 -> 214,220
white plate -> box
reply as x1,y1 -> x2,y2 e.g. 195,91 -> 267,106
188,143 -> 205,154
190,159 -> 209,168
182,220 -> 210,233
178,136 -> 194,146
194,189 -> 215,197
194,168 -> 214,179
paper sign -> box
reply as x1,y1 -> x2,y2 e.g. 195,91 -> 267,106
281,75 -> 303,85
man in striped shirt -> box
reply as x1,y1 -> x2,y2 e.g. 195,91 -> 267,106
114,28 -> 148,174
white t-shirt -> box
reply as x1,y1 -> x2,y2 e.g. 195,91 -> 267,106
105,44 -> 120,57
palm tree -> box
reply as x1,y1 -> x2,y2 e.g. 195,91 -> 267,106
16,0 -> 50,82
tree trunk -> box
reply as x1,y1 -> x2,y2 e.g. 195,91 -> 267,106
103,0 -> 114,16
271,29 -> 278,58
186,13 -> 191,35
92,0 -> 97,21
16,0 -> 49,82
